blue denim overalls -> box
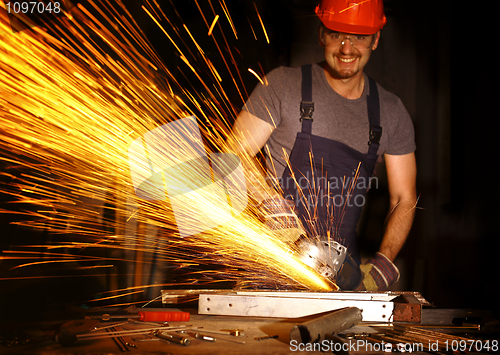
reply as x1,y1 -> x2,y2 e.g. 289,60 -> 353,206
280,64 -> 382,289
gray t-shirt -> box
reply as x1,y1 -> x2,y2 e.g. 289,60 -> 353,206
242,63 -> 416,178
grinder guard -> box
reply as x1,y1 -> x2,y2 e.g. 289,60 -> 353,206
295,237 -> 362,290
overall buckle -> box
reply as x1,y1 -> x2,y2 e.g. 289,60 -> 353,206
368,125 -> 382,145
300,101 -> 314,121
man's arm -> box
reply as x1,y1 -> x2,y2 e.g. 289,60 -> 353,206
229,110 -> 275,156
228,110 -> 305,242
379,152 -> 417,261
226,110 -> 276,203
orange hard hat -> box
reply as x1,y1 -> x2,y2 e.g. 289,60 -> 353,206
315,0 -> 387,35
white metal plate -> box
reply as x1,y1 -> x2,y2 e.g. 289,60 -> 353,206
198,293 -> 394,322
234,291 -> 398,301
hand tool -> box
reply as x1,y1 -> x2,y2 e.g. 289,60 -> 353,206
55,324 -> 191,346
128,320 -> 170,327
221,328 -> 245,336
209,335 -> 246,344
79,325 -> 191,339
177,330 -> 217,342
107,327 -> 128,352
155,331 -> 190,346
366,325 -> 490,354
289,307 -> 362,344
182,328 -> 246,344
293,238 -> 363,289
114,325 -> 137,349
132,336 -> 160,342
192,332 -> 217,342
192,328 -> 245,337
91,321 -> 130,332
90,310 -> 190,322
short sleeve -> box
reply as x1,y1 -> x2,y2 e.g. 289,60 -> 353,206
385,97 -> 416,155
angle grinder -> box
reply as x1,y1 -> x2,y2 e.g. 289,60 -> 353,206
294,237 -> 362,290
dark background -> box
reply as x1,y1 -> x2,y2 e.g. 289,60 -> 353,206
1,0 -> 499,319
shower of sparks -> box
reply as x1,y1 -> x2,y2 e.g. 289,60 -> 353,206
253,2 -> 269,44
0,0 -> 336,305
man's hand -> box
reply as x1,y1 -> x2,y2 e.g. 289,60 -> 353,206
357,252 -> 400,291
260,197 -> 305,243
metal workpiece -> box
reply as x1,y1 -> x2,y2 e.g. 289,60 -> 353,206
199,291 -> 394,321
289,307 -> 363,344
295,238 -> 347,279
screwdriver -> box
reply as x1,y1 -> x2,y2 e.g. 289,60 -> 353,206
91,310 -> 190,322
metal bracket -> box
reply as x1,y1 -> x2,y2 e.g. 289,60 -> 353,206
198,291 -> 395,322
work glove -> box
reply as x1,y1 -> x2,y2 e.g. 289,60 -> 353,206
259,197 -> 305,243
356,252 -> 400,291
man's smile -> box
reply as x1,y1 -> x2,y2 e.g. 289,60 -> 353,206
338,57 -> 357,63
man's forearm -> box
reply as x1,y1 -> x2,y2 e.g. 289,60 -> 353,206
226,110 -> 277,204
225,134 -> 276,204
378,198 -> 416,261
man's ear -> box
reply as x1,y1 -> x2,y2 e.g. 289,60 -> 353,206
371,31 -> 381,50
318,25 -> 325,47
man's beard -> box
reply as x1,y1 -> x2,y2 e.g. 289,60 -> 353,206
331,67 -> 360,80
329,53 -> 362,79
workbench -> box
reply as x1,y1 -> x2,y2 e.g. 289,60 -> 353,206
1,307 -> 498,354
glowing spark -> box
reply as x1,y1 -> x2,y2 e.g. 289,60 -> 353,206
246,16 -> 258,40
207,58 -> 222,82
248,68 -> 264,85
184,24 -> 204,55
84,290 -> 145,303
141,5 -> 185,58
257,62 -> 268,86
208,14 -> 219,36
219,0 -> 237,40
339,0 -> 371,13
253,2 -> 269,44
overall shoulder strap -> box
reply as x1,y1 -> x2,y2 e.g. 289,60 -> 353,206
367,76 -> 382,155
300,64 -> 314,134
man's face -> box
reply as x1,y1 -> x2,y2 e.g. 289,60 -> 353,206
319,26 -> 380,80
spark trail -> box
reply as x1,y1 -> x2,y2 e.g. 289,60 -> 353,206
0,0 -> 335,304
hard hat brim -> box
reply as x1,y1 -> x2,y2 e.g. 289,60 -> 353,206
319,18 -> 386,35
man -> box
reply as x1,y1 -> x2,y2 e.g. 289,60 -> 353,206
229,0 -> 417,291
